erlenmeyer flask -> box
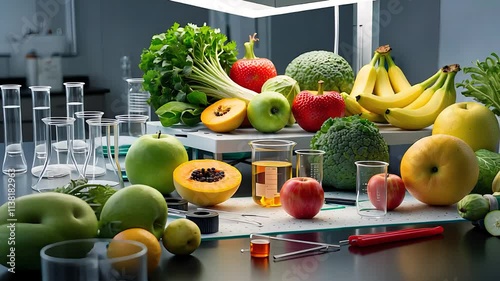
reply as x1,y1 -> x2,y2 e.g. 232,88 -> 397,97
1,84 -> 27,174
30,86 -> 52,177
32,117 -> 84,192
75,110 -> 104,176
84,118 -> 124,188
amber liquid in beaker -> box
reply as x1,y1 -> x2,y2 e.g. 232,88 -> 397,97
252,160 -> 292,207
250,239 -> 270,258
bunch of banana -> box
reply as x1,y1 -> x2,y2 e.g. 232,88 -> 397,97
384,64 -> 460,130
356,69 -> 442,115
345,45 -> 412,123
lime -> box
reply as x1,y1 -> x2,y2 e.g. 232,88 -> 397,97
484,210 -> 500,236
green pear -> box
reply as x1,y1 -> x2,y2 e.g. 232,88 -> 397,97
0,192 -> 98,271
99,184 -> 168,239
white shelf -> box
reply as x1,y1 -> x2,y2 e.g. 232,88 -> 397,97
171,0 -> 372,18
147,122 -> 431,160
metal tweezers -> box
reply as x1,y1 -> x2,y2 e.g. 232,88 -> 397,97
168,208 -> 268,227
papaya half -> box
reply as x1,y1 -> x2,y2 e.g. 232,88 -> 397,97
201,98 -> 247,133
173,159 -> 242,207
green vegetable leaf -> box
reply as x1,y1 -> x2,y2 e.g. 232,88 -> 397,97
139,22 -> 257,127
456,53 -> 500,116
156,101 -> 203,127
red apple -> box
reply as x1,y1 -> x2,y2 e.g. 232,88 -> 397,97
280,177 -> 324,219
291,80 -> 345,132
367,173 -> 406,211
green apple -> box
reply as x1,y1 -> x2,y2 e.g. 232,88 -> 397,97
162,218 -> 201,255
99,184 -> 168,239
432,102 -> 500,152
125,132 -> 189,195
0,192 -> 98,270
247,91 -> 291,133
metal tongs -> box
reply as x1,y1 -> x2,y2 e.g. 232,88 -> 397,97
339,226 -> 444,247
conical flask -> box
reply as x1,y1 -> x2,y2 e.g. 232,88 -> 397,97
32,117 -> 84,192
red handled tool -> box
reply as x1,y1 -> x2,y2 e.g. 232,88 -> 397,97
339,226 -> 444,247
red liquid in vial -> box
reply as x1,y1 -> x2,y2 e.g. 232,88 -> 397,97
250,239 -> 270,258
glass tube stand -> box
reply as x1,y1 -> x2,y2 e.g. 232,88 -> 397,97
1,84 -> 27,174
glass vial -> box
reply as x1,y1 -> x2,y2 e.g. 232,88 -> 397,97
32,117 -> 83,192
1,84 -> 27,174
30,86 -> 52,177
64,82 -> 86,165
126,78 -> 151,119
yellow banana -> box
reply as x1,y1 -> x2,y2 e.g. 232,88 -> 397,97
360,111 -> 387,123
373,53 -> 395,97
384,68 -> 458,130
349,52 -> 379,97
404,70 -> 447,110
341,92 -> 386,123
356,70 -> 442,115
386,52 -> 412,93
341,92 -> 363,115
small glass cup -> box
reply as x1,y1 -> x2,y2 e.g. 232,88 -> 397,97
40,238 -> 148,281
295,149 -> 325,185
355,161 -> 389,218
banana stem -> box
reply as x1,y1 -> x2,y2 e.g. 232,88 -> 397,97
429,71 -> 448,91
369,52 -> 380,66
385,53 -> 397,68
316,80 -> 325,95
378,55 -> 386,69
420,70 -> 443,89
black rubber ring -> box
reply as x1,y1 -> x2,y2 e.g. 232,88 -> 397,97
185,210 -> 219,234
164,198 -> 189,211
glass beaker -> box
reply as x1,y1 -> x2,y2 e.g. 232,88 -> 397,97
295,149 -> 325,185
1,84 -> 27,174
75,111 -> 104,174
30,86 -> 52,177
355,161 -> 389,218
249,139 -> 296,207
64,82 -> 86,163
115,114 -> 149,176
126,78 -> 151,118
32,117 -> 83,192
84,118 -> 124,188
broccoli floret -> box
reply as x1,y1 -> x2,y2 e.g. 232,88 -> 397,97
285,50 -> 354,93
311,115 -> 390,190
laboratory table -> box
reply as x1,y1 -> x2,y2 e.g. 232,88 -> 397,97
0,143 -> 498,280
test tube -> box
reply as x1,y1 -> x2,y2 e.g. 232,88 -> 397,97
126,78 -> 151,119
30,86 -> 51,177
1,84 -> 27,174
64,82 -> 86,165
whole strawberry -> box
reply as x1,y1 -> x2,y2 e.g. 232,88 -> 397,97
292,81 -> 345,132
230,33 -> 277,93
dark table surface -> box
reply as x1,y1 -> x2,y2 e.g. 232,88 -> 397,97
0,143 -> 498,280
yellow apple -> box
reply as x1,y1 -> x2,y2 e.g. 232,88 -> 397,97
432,102 -> 500,152
400,134 -> 479,206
